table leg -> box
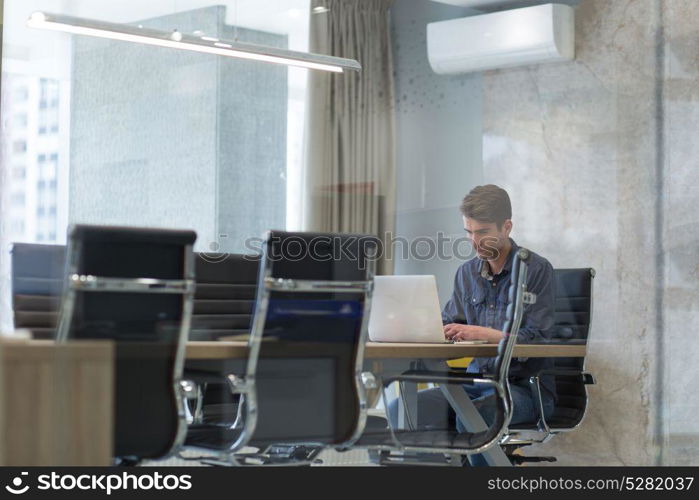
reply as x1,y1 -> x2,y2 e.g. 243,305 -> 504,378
397,381 -> 418,430
424,361 -> 511,467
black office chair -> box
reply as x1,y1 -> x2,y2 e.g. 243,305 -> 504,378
56,224 -> 197,465
356,248 -> 536,464
183,230 -> 379,465
10,243 -> 65,339
501,268 -> 596,464
184,253 -> 261,425
9,243 -> 253,428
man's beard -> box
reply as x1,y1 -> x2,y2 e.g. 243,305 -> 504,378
476,246 -> 500,260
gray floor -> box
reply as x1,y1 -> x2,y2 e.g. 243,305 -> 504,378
144,448 -> 375,467
144,407 -> 390,467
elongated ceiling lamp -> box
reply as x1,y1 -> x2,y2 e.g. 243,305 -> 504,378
27,11 -> 361,73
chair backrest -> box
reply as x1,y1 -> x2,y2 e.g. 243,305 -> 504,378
244,231 -> 378,449
550,269 -> 594,342
548,268 -> 595,428
56,224 -> 197,461
10,245 -> 261,343
191,253 -> 260,341
10,243 -> 65,339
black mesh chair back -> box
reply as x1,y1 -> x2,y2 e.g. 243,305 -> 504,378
56,225 -> 197,462
188,253 -> 260,421
13,247 -> 262,342
248,231 -> 378,448
547,268 -> 595,428
191,253 -> 260,341
11,243 -> 65,339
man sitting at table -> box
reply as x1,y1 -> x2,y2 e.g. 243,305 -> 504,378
387,184 -> 556,466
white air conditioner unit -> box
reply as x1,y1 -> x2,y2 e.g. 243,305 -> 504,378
427,3 -> 575,75
430,0 -> 532,7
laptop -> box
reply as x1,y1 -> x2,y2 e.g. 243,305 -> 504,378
368,275 -> 455,343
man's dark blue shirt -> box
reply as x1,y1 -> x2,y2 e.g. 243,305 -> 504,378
441,238 -> 557,398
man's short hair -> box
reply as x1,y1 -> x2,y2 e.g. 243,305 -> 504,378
460,184 -> 512,229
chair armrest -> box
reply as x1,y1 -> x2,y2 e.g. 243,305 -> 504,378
378,369 -> 507,454
179,380 -> 202,424
184,369 -> 249,395
180,379 -> 199,401
181,370 -> 249,426
526,376 -> 551,434
361,371 -> 378,390
182,369 -> 232,384
538,369 -> 596,384
523,369 -> 596,437
383,369 -> 497,387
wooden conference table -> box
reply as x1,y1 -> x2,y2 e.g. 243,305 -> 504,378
0,339 -> 584,466
186,341 -> 585,360
186,340 -> 586,466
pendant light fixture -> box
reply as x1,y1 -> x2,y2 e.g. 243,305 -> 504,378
27,11 -> 361,73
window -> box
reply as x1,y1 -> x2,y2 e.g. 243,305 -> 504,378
44,165 -> 57,180
39,79 -> 59,110
11,192 -> 25,207
1,0 -> 311,331
14,113 -> 28,127
38,106 -> 59,135
13,140 -> 27,154
12,167 -> 26,180
11,220 -> 25,234
13,87 -> 28,102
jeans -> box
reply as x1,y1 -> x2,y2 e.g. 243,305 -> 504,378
387,381 -> 555,466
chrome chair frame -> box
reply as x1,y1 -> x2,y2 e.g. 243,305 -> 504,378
360,248 -> 535,458
184,231 -> 377,465
56,225 -> 196,461
500,268 -> 596,448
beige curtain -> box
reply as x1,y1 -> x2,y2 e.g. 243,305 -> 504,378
302,0 -> 396,273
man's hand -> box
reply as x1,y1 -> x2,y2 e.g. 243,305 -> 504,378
443,324 -> 504,343
443,323 -> 481,340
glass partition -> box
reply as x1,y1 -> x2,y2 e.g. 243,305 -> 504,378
0,0 -> 310,331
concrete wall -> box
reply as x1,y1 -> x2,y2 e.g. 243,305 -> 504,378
390,0 -> 483,305
659,0 -> 699,466
481,0 -> 699,465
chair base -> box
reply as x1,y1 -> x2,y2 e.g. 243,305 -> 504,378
502,443 -> 557,465
368,449 -> 462,467
509,455 -> 557,465
201,445 -> 323,466
115,456 -> 141,466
